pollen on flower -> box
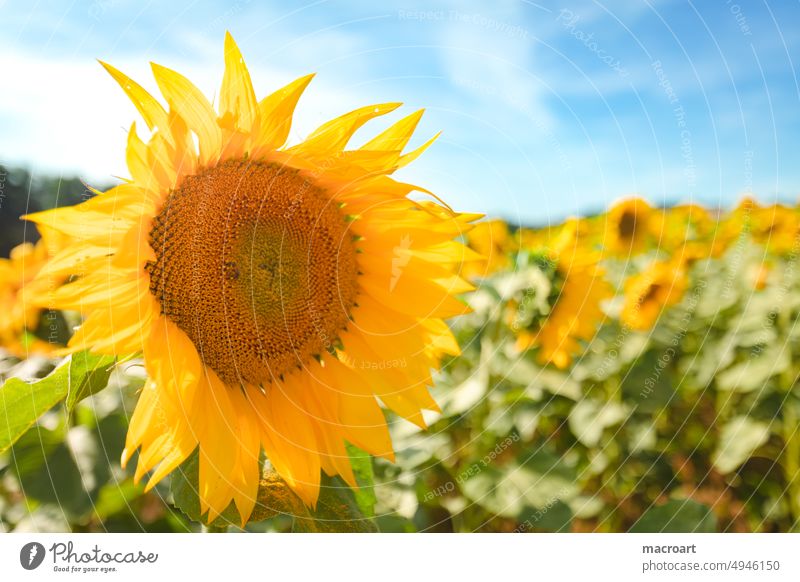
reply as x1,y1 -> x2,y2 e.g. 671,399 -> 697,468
145,158 -> 359,386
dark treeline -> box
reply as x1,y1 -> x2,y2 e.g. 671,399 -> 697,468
0,166 -> 111,256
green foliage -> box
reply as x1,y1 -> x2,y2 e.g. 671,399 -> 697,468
2,226 -> 800,532
368,241 -> 800,532
630,499 -> 717,533
0,351 -> 114,453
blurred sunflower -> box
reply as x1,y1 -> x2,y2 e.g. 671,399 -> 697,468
604,197 -> 655,256
653,203 -> 714,251
0,231 -> 65,356
749,261 -> 772,291
621,260 -> 688,331
461,219 -> 513,279
719,196 -> 758,243
512,224 -> 611,368
25,33 -> 476,524
749,203 -> 800,255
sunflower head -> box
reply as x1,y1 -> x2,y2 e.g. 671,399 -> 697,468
604,197 -> 654,256
621,260 -> 688,331
0,229 -> 65,356
511,228 -> 611,369
750,204 -> 800,255
461,219 -> 513,279
653,203 -> 714,251
25,33 -> 476,524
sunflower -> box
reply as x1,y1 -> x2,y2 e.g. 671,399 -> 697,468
749,261 -> 771,291
0,230 -> 64,356
513,224 -> 611,369
749,203 -> 800,255
653,203 -> 713,251
25,33 -> 476,524
603,197 -> 655,256
461,219 -> 512,279
620,260 -> 688,331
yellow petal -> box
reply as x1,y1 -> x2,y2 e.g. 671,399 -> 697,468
219,31 -> 258,134
253,73 -> 315,153
361,109 -> 424,152
291,102 -> 401,154
100,60 -> 169,134
151,62 -> 222,165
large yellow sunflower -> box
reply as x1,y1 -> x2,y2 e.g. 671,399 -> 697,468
0,230 -> 64,356
513,224 -> 611,369
25,33 -> 476,524
620,260 -> 688,331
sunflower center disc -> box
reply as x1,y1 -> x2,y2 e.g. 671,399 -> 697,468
146,159 -> 358,385
618,211 -> 637,239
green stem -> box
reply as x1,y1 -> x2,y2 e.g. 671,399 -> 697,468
202,523 -> 228,533
783,401 -> 800,532
777,308 -> 800,531
601,376 -> 623,531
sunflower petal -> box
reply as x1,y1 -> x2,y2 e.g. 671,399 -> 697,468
100,60 -> 169,134
219,32 -> 258,134
151,62 -> 222,165
253,73 -> 315,152
293,102 -> 402,154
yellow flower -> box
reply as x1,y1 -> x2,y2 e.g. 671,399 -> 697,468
0,230 -> 64,356
750,262 -> 771,291
514,227 -> 611,369
25,33 -> 475,524
653,203 -> 714,250
749,204 -> 800,255
603,197 -> 655,255
461,219 -> 512,279
621,260 -> 688,331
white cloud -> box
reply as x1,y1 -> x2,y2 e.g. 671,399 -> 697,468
0,43 -> 389,182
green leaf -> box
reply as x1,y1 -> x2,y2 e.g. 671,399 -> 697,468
346,443 -> 377,518
0,351 -> 115,453
460,450 -> 580,519
292,475 -> 377,532
94,479 -> 145,520
11,425 -> 96,520
621,351 -> 676,412
65,352 -> 117,414
630,499 -> 717,532
1,364 -> 69,454
518,500 -> 572,532
712,416 -> 770,474
568,398 -> 629,448
716,344 -> 789,393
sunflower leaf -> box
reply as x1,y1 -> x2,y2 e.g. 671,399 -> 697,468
0,351 -> 113,453
292,475 -> 377,533
65,352 -> 117,414
346,442 -> 377,518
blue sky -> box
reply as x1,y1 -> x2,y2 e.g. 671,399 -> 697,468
1,0 -> 798,225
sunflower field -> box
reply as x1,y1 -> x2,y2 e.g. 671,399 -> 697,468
3,162 -> 799,533
1,35 -> 799,534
